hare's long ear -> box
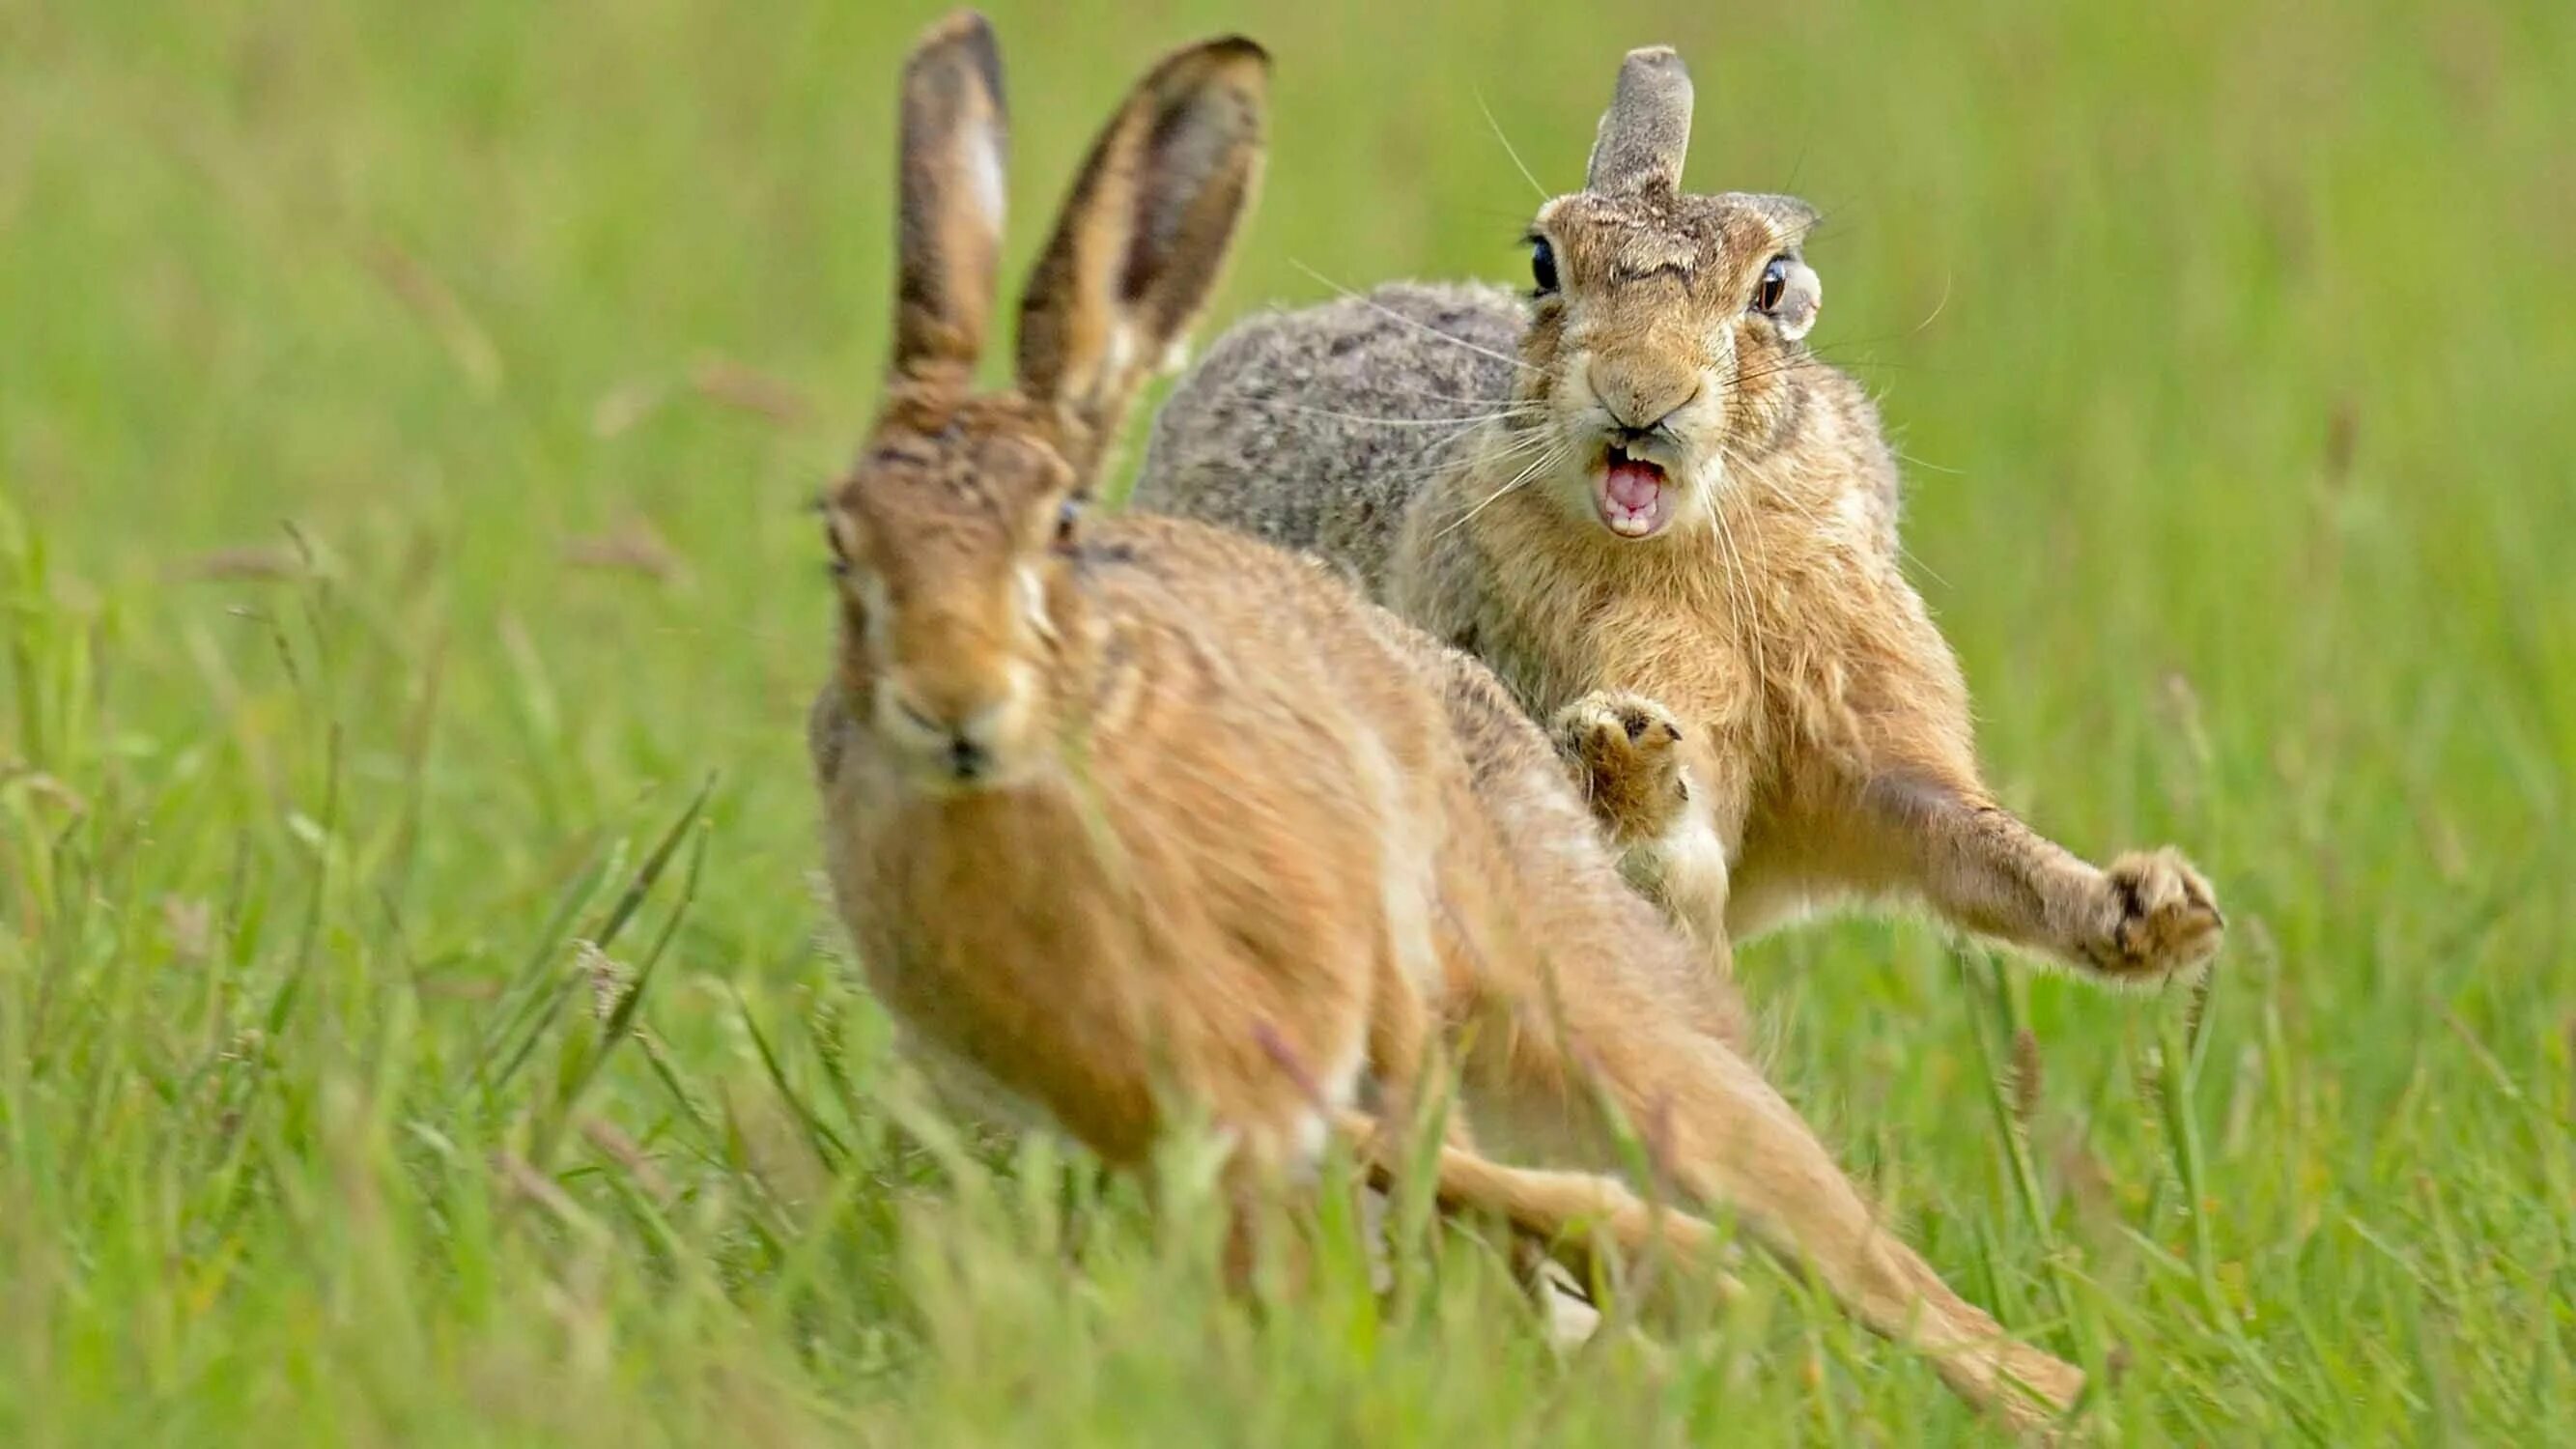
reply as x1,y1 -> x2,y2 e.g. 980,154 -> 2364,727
891,11 -> 1008,385
1586,46 -> 1692,197
1014,37 -> 1269,469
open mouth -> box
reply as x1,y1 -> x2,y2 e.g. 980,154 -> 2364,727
1594,447 -> 1676,538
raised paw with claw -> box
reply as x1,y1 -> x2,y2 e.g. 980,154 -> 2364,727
2081,847 -> 2224,983
1552,690 -> 1692,846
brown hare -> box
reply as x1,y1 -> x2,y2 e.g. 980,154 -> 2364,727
1131,45 -> 2222,990
809,13 -> 2081,1431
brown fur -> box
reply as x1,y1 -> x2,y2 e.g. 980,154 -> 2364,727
1134,44 -> 2222,990
808,15 -> 2082,1432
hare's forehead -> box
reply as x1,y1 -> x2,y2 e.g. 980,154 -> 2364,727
837,428 -> 1068,532
1539,191 -> 1808,277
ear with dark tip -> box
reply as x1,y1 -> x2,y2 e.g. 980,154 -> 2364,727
1586,45 -> 1692,197
1014,36 -> 1270,473
891,10 -> 1009,386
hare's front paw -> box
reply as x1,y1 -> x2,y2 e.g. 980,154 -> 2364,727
1552,691 -> 1690,845
2081,848 -> 2223,982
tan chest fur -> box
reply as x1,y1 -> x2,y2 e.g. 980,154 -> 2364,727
1414,472 -> 1939,788
815,665 -> 1391,1166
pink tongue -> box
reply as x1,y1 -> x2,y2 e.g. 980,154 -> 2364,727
1607,462 -> 1663,510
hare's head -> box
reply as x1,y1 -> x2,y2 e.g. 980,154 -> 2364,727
821,13 -> 1267,793
1516,47 -> 1826,542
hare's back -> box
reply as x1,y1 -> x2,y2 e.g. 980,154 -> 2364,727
1132,282 -> 1524,595
1082,513 -> 1486,796
1090,512 -> 1446,703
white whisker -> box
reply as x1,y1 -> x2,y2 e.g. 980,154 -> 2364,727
1288,260 -> 1542,376
1372,380 -> 1532,408
1476,87 -> 1550,204
1264,402 -> 1535,428
1709,493 -> 1769,717
1445,424 -> 1559,470
1909,268 -> 1954,337
1435,443 -> 1567,541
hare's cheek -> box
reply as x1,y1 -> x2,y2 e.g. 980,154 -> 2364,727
807,687 -> 850,784
1542,346 -> 1595,420
844,574 -> 895,667
1520,310 -> 1571,384
1016,564 -> 1061,648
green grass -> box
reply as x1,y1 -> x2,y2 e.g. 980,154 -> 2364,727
5,0 -> 2572,1441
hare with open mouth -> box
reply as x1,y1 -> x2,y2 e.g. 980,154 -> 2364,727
1132,46 -> 2222,990
810,14 -> 2081,1432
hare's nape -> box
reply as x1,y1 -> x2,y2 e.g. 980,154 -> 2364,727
891,10 -> 1009,385
1013,37 -> 1272,469
1586,45 -> 1693,198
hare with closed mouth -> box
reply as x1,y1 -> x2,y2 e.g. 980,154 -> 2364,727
1132,46 -> 2222,990
809,14 -> 2081,1432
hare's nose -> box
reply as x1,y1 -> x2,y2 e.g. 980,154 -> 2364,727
885,689 -> 1008,781
943,733 -> 991,781
1586,358 -> 1699,436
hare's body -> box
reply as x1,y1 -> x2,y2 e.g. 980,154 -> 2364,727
1141,282 -> 1959,942
1134,51 -> 2222,986
808,18 -> 2081,1432
813,510 -> 1751,1163
812,503 -> 2070,1425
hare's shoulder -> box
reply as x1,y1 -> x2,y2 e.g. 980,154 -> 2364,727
1779,361 -> 1907,534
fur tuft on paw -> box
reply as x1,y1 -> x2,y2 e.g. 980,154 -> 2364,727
2083,848 -> 2223,982
1552,690 -> 1691,845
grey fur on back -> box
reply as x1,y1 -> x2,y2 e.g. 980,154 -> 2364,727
1132,281 -> 1523,593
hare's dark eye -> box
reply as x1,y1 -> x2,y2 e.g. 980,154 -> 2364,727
1053,497 -> 1082,551
1753,256 -> 1791,314
1528,236 -> 1559,296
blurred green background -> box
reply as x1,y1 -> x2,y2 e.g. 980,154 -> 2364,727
4,0 -> 2571,1443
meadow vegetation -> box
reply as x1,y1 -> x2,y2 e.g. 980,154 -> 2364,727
4,0 -> 2571,1441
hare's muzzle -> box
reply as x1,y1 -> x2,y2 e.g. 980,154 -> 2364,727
875,676 -> 1033,790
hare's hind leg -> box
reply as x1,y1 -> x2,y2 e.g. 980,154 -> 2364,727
1338,1109 -> 1726,1285
1619,1032 -> 2079,1429
1334,1109 -> 1735,1349
1498,1007 -> 2082,1433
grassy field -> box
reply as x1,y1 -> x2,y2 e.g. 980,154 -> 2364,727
5,0 -> 2572,1441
